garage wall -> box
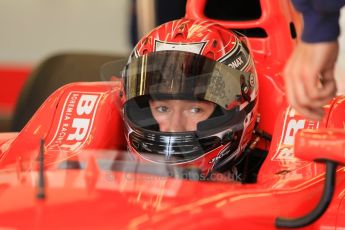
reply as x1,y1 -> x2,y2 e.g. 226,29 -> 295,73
0,0 -> 131,64
0,0 -> 344,93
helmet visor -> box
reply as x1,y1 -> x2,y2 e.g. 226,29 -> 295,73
124,51 -> 254,109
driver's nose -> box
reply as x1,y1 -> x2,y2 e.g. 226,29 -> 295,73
165,111 -> 187,132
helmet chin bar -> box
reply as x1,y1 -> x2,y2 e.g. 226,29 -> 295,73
129,131 -> 218,164
209,129 -> 243,172
125,108 -> 247,165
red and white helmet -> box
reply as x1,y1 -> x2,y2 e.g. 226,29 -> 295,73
122,18 -> 258,176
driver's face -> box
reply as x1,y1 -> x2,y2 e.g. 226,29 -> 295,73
149,100 -> 215,132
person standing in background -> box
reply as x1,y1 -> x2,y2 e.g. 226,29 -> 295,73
130,0 -> 187,47
283,0 -> 345,120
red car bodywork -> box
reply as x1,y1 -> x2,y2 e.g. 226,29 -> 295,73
0,0 -> 344,229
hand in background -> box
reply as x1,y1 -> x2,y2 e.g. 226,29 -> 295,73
283,41 -> 339,120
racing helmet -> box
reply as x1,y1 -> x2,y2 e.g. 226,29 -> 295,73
121,18 -> 258,175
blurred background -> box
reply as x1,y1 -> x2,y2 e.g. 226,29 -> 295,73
0,0 -> 131,64
0,0 -> 344,132
0,0 -> 186,131
0,0 -> 189,64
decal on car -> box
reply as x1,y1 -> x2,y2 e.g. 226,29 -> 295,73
46,92 -> 101,152
272,107 -> 319,161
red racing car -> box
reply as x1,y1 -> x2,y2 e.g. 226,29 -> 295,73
0,0 -> 344,229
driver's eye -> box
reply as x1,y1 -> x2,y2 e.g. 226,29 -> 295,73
156,106 -> 169,113
191,107 -> 202,113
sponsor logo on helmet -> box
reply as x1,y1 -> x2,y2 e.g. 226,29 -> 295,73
154,40 -> 206,54
218,42 -> 249,71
